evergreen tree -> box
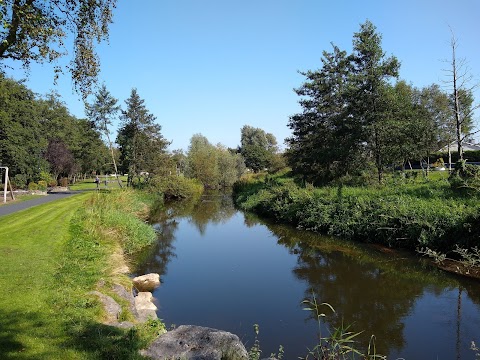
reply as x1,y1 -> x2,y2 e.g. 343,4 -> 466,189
117,88 -> 169,187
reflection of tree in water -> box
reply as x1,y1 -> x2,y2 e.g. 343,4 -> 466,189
135,192 -> 237,277
264,223 -> 429,357
188,192 -> 236,235
133,217 -> 178,281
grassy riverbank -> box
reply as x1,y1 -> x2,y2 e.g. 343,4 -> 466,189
0,189 -> 162,359
233,172 -> 480,254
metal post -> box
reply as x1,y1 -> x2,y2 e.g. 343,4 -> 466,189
3,167 -> 7,204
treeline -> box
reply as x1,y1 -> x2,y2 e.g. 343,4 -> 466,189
0,75 -> 283,192
286,20 -> 477,185
0,74 -> 110,188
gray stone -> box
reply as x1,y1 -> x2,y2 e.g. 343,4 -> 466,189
141,325 -> 248,360
134,291 -> 158,322
88,291 -> 121,323
132,273 -> 160,292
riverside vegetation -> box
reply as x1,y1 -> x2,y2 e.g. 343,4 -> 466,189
233,170 -> 480,269
0,189 -> 166,359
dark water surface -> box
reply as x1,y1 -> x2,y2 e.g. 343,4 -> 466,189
135,193 -> 480,359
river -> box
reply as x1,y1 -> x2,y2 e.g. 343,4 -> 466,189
134,192 -> 480,359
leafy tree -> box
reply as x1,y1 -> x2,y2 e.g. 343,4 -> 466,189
216,145 -> 239,188
185,134 -> 219,188
117,88 -> 169,186
240,125 -> 278,172
0,0 -> 117,98
44,138 -> 75,180
86,84 -> 122,186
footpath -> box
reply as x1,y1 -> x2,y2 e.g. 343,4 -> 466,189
0,191 -> 82,217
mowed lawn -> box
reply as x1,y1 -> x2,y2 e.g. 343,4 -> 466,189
0,194 -> 90,359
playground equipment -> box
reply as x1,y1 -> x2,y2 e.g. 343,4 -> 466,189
0,167 -> 15,203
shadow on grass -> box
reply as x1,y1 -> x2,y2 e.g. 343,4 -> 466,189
62,321 -> 150,360
0,308 -> 150,360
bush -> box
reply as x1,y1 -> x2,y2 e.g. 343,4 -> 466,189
28,182 -> 39,191
12,174 -> 28,189
59,177 -> 69,187
234,174 -> 480,252
449,160 -> 480,191
37,180 -> 48,191
148,175 -> 203,200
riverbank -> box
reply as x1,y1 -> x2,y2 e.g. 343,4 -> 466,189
0,189 -> 164,359
233,172 -> 480,263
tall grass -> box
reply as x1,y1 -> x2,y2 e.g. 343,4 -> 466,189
233,174 -> 480,253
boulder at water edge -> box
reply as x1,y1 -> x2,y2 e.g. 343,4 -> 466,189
141,325 -> 248,360
133,273 -> 160,292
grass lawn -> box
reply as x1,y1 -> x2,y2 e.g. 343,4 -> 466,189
0,190 -> 162,359
69,176 -> 127,191
0,193 -> 91,359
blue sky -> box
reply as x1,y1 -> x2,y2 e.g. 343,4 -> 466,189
4,0 -> 480,151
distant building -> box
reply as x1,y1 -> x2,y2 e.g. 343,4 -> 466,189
438,142 -> 480,152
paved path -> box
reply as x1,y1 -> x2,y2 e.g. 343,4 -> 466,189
0,191 -> 84,217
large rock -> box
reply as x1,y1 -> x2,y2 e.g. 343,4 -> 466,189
88,291 -> 121,323
141,325 -> 248,360
133,273 -> 160,292
134,291 -> 158,322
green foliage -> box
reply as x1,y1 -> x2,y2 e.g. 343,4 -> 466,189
0,75 -> 109,184
0,0 -> 117,98
301,295 -> 384,360
149,175 -> 204,200
28,182 -> 38,191
234,174 -> 480,253
117,88 -> 170,187
449,160 -> 480,190
240,125 -> 280,172
84,189 -> 157,255
37,180 -> 47,191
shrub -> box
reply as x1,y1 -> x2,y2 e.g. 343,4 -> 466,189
12,174 -> 28,189
449,160 -> 480,191
59,177 -> 69,187
148,175 -> 203,200
37,180 -> 48,191
28,182 -> 39,191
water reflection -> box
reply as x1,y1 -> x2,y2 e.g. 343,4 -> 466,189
134,193 -> 480,359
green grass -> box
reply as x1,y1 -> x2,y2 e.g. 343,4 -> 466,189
0,189 -> 162,359
233,172 -> 480,253
69,176 -> 127,191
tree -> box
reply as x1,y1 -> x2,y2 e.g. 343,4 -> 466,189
349,20 -> 400,182
185,134 -> 219,188
0,0 -> 117,98
86,84 -> 122,187
117,88 -> 169,187
240,125 -> 278,172
286,44 -> 354,183
443,30 -> 479,160
44,138 -> 75,180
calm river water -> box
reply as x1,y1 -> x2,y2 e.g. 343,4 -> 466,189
135,192 -> 480,359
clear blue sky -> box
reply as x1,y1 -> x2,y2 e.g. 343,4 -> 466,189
4,0 -> 480,151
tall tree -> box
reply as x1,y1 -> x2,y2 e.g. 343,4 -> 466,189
443,30 -> 479,160
117,88 -> 169,187
185,134 -> 219,188
86,84 -> 122,187
240,125 -> 278,172
287,44 -> 354,183
349,20 -> 400,182
0,0 -> 116,98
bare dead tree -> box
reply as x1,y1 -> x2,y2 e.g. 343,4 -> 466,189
442,28 -> 479,161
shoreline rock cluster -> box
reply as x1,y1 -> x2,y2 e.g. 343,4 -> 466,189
91,272 -> 249,359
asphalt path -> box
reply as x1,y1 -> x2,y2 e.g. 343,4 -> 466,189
0,191 -> 84,217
